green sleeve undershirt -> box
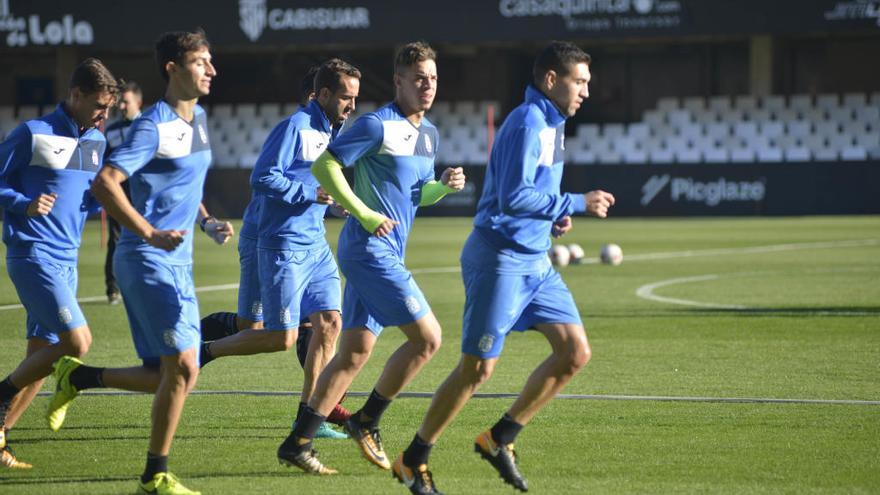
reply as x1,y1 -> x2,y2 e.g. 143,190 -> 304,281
419,180 -> 456,206
311,151 -> 385,234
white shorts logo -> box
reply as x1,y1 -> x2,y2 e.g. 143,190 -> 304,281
404,295 -> 422,315
58,307 -> 73,325
478,334 -> 495,353
280,309 -> 292,325
251,301 -> 263,317
163,329 -> 177,348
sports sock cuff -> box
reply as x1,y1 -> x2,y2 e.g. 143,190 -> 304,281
491,413 -> 524,446
292,406 -> 326,440
359,389 -> 392,428
403,433 -> 434,466
69,366 -> 105,391
142,452 -> 169,484
0,377 -> 21,402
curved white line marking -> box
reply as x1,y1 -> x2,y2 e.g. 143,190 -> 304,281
636,275 -> 749,309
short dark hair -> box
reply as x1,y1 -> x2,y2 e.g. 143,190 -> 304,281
314,58 -> 361,96
120,80 -> 142,99
69,58 -> 119,98
394,41 -> 436,74
533,41 -> 591,86
300,65 -> 320,105
155,28 -> 210,81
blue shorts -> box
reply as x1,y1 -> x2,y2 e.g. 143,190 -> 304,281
114,257 -> 201,361
461,262 -> 582,359
338,253 -> 430,336
6,257 -> 86,344
237,235 -> 263,322
258,244 -> 341,331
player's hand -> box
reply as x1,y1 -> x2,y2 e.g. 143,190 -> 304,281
441,167 -> 466,191
585,190 -> 615,218
372,217 -> 398,238
146,229 -> 187,251
26,193 -> 58,216
552,216 -> 573,238
204,218 -> 234,245
316,187 -> 334,205
329,203 -> 350,218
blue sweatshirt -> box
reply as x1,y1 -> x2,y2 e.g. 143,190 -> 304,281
0,104 -> 105,264
463,85 -> 587,273
327,102 -> 439,260
252,100 -> 339,251
108,100 -> 212,265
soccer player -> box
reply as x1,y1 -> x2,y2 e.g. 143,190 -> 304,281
198,64 -> 352,436
197,59 -> 361,441
276,41 -> 466,475
0,58 -> 118,469
391,41 -> 615,494
47,29 -> 219,495
103,81 -> 143,304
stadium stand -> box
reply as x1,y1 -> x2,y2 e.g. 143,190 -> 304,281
3,93 -> 876,167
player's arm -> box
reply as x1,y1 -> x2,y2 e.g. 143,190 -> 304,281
0,124 -> 56,216
91,165 -> 183,251
498,126 -> 586,221
311,151 -> 393,236
419,167 -> 466,206
197,203 -> 234,245
250,122 -> 330,206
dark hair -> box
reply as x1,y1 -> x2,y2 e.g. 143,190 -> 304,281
155,28 -> 210,81
314,58 -> 361,96
533,41 -> 591,86
393,41 -> 436,74
69,58 -> 119,97
300,65 -> 320,105
120,80 -> 142,99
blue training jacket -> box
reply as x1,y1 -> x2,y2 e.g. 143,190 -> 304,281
0,104 -> 105,264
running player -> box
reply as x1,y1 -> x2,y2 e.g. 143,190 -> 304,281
0,58 -> 118,469
392,41 -> 615,494
276,41 -> 466,476
48,29 -> 219,495
197,59 -> 361,440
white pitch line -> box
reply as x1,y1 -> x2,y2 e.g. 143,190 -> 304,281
1,239 -> 877,312
635,274 -> 750,309
32,389 -> 880,406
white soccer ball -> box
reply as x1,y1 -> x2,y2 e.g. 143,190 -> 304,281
567,243 -> 585,264
549,245 -> 571,267
599,243 -> 623,266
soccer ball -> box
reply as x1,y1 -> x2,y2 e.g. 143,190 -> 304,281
548,245 -> 571,267
567,243 -> 585,264
599,243 -> 623,266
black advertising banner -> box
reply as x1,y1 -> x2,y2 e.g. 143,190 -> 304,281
202,162 -> 880,219
2,0 -> 879,50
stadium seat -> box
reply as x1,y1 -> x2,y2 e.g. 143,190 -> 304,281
648,148 -> 675,164
734,95 -> 758,112
842,93 -> 867,109
708,96 -> 731,112
211,104 -> 234,120
674,148 -> 701,163
756,146 -> 784,162
730,148 -> 756,163
840,146 -> 868,161
761,95 -> 786,112
681,96 -> 705,113
789,94 -> 813,111
783,146 -> 811,162
704,147 -> 729,163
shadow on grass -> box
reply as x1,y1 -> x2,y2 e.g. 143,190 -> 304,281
0,468 -> 323,485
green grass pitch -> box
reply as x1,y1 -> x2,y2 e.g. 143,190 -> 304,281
1,215 -> 878,494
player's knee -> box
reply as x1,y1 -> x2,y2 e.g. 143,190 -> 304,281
418,333 -> 442,360
567,337 -> 591,374
280,330 -> 297,351
461,360 -> 494,387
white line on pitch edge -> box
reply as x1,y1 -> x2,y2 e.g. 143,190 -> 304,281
1,239 -> 877,312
